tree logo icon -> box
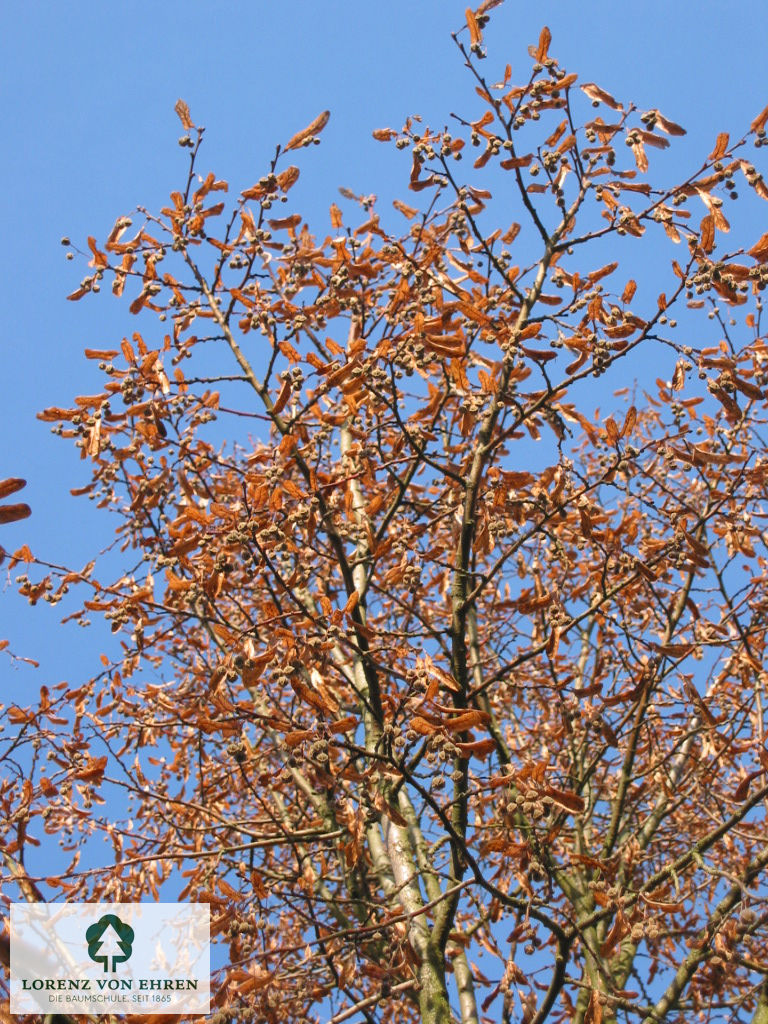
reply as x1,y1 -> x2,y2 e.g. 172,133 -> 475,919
85,914 -> 135,972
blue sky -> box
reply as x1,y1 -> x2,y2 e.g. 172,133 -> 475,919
2,0 -> 768,705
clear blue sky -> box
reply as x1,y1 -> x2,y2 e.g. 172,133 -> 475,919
2,0 -> 768,698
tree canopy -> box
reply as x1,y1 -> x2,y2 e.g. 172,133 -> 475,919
3,8 -> 768,1024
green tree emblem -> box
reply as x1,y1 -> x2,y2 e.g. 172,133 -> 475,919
85,914 -> 135,972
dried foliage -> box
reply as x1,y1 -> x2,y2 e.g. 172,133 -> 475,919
4,7 -> 768,1024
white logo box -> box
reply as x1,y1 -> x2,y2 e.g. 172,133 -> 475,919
10,902 -> 210,1015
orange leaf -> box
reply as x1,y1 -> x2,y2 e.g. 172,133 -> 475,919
544,786 -> 585,813
276,166 -> 300,191
0,478 -> 25,499
500,154 -> 533,170
272,377 -> 291,416
748,232 -> 768,264
708,132 -> 730,161
640,894 -> 685,913
393,199 -> 418,219
751,101 -> 768,134
74,755 -> 108,783
174,99 -> 193,130
84,347 -> 119,360
518,322 -> 542,341
329,715 -> 358,734
631,139 -> 648,172
443,710 -> 490,733
284,109 -> 331,152
588,261 -> 618,284
583,989 -> 603,1024
455,738 -> 497,758
284,730 -> 314,748
269,213 -> 302,232
651,110 -> 685,136
0,503 -> 31,524
581,83 -> 622,110
620,405 -> 637,438
600,911 -> 630,956
39,777 -> 58,798
536,25 -> 551,62
329,203 -> 343,229
87,237 -> 108,269
697,188 -> 730,232
466,8 -> 482,46
700,214 -> 715,254
733,774 -> 756,802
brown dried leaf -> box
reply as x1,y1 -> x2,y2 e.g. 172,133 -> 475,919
621,405 -> 637,437
174,99 -> 193,130
455,738 -> 497,757
733,772 -> 760,802
442,710 -> 490,733
544,786 -> 585,813
393,199 -> 418,219
641,131 -> 670,150
536,26 -> 552,61
709,132 -> 730,161
751,101 -> 768,134
0,478 -> 26,500
268,213 -> 302,232
651,110 -> 686,136
284,730 -> 313,748
583,989 -> 603,1024
697,188 -> 730,232
748,231 -> 768,264
581,83 -> 623,110
84,348 -> 119,360
272,378 -> 291,416
329,715 -> 358,734
276,166 -> 300,192
0,503 -> 31,524
640,894 -> 685,913
663,220 -> 681,244
699,214 -> 715,253
74,755 -> 108,782
500,153 -> 533,170
284,109 -> 331,152
631,139 -> 648,172
466,7 -> 482,46
600,911 -> 630,956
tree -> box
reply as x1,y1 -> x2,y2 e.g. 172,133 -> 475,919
4,6 -> 768,1023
